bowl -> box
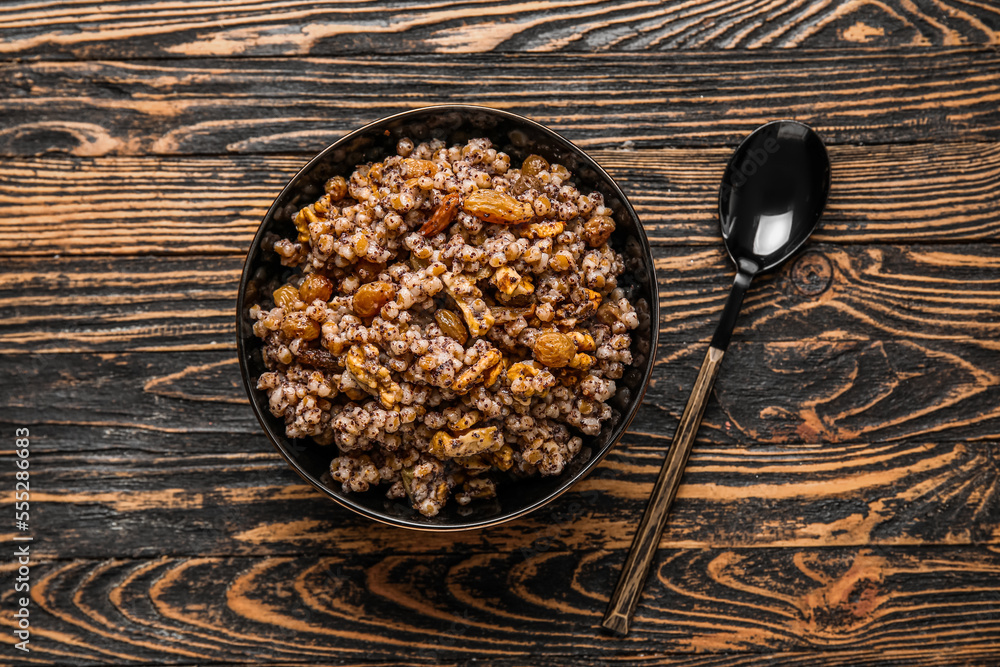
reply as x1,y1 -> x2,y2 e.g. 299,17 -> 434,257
236,104 -> 659,530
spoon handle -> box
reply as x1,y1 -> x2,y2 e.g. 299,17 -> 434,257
601,344 -> 726,636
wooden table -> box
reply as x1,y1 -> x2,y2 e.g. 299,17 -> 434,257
3,2 -> 1000,665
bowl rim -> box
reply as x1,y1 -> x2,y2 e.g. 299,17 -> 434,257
236,104 -> 660,531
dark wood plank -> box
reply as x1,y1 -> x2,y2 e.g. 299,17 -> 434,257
5,436 -> 998,559
4,547 -> 1000,664
3,143 -> 998,257
203,655 -> 1000,667
0,255 -> 239,353
611,142 -> 1000,245
3,243 -> 998,353
0,16 -> 996,663
201,655 -> 1000,667
1,51 -> 999,157
1,0 -> 997,60
3,244 -> 998,455
4,327 -> 999,454
0,155 -> 296,256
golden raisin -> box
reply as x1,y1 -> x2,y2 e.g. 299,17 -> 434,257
556,369 -> 581,386
299,274 -> 334,303
419,193 -> 461,237
532,331 -> 576,368
281,312 -> 320,340
462,190 -> 533,225
354,234 -> 369,255
401,158 -> 439,178
345,387 -> 367,402
435,309 -> 469,345
353,281 -> 395,318
583,215 -> 615,247
354,259 -> 384,282
521,154 -> 550,176
272,285 -> 300,310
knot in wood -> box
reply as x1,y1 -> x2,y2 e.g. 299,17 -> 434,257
791,252 -> 832,296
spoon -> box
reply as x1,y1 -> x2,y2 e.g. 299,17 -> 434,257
602,120 -> 831,636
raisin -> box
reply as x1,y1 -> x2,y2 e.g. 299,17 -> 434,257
353,281 -> 395,317
551,164 -> 571,181
272,285 -> 300,310
295,347 -> 340,371
281,312 -> 320,340
419,193 -> 461,236
435,309 -> 469,345
354,259 -> 384,282
597,301 -> 622,326
462,190 -> 533,225
521,154 -> 550,176
299,274 -> 334,303
401,158 -> 439,178
532,331 -> 576,368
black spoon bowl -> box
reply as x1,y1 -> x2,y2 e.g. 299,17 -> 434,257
722,120 -> 831,273
603,120 -> 830,635
712,120 -> 831,351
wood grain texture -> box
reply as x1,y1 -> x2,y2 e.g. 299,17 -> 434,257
0,0 -> 997,60
2,142 -> 998,257
0,255 -> 240,353
186,655 -> 1000,667
2,547 -> 1000,665
2,50 -> 999,157
4,328 -> 999,453
3,436 -> 1000,560
3,4 -> 999,663
3,243 -> 998,353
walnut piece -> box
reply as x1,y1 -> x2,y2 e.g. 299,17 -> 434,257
443,272 -> 495,337
345,343 -> 403,408
429,426 -> 503,458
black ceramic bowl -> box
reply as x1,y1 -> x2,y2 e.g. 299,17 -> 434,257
236,105 -> 659,530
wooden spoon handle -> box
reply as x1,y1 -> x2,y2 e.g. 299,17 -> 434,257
602,345 -> 726,636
